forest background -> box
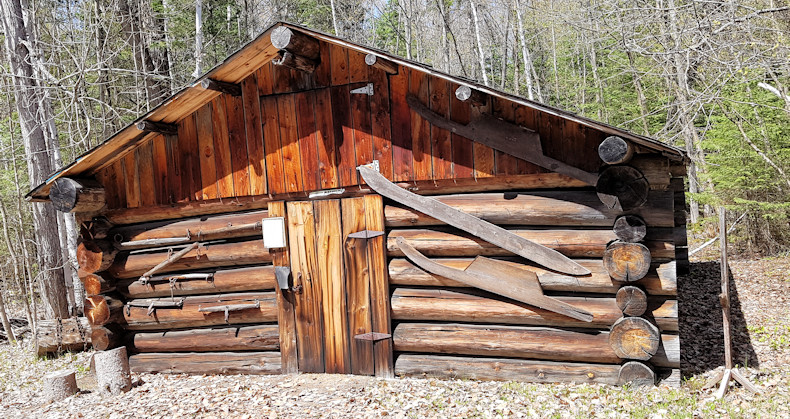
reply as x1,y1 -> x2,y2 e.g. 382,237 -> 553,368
0,0 -> 787,326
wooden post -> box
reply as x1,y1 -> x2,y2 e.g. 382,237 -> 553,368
269,201 -> 298,374
43,369 -> 79,401
704,207 -> 760,397
94,346 -> 132,394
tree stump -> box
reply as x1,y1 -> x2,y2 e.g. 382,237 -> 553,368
612,215 -> 647,243
596,166 -> 649,210
609,317 -> 660,360
43,369 -> 78,402
618,361 -> 655,387
94,346 -> 132,394
616,286 -> 648,316
603,241 -> 651,282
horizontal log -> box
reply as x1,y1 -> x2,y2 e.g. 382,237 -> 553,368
598,136 -> 634,165
136,120 -> 178,135
393,323 -> 678,368
454,85 -> 487,106
102,174 -> 586,225
395,354 -> 620,384
80,271 -> 115,295
388,258 -> 677,295
35,317 -> 91,355
118,265 -> 276,299
270,26 -> 320,60
384,191 -> 674,228
49,178 -> 105,213
129,351 -> 281,375
394,323 -> 621,364
390,288 -> 678,331
123,292 -> 278,330
200,78 -> 241,96
110,210 -> 267,244
273,50 -> 317,72
85,295 -> 124,327
91,324 -> 124,351
365,53 -> 398,74
130,325 -> 279,352
77,240 -> 118,273
609,317 -> 660,360
387,228 -> 675,260
79,217 -> 113,240
108,239 -> 272,279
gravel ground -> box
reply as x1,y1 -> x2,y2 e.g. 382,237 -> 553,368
1,255 -> 789,418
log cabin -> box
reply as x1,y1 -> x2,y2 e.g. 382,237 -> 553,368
27,22 -> 688,386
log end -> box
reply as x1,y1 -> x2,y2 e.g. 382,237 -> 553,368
616,286 -> 648,316
598,136 -> 634,165
609,317 -> 660,360
604,241 -> 652,282
596,166 -> 649,210
613,215 -> 647,243
618,361 -> 655,387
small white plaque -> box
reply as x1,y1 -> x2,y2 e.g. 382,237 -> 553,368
262,217 -> 286,249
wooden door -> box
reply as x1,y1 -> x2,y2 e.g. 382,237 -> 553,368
285,196 -> 393,376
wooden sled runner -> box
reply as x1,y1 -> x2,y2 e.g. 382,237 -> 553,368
396,237 -> 593,322
358,165 -> 590,276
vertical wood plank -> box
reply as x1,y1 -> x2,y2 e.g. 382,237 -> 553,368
409,68 -> 432,180
348,50 -> 368,84
493,97 -> 519,175
472,96 -> 495,178
390,66 -> 413,182
368,66 -> 393,180
261,96 -> 286,194
287,201 -> 325,373
241,74 -> 267,195
341,197 -> 374,375
151,135 -> 168,205
112,159 -> 127,208
137,141 -> 156,206
314,199 -> 349,374
449,83 -> 474,179
330,43 -> 349,86
363,194 -> 394,378
514,105 -> 543,174
195,103 -> 218,200
211,96 -> 235,198
226,93 -> 251,196
98,166 -> 119,209
269,201 -> 298,374
428,77 -> 453,179
256,64 -> 274,96
314,88 -> 339,189
177,114 -> 201,201
123,151 -> 140,208
313,40 -> 332,88
164,134 -> 182,203
277,94 -> 304,193
331,85 -> 356,187
272,61 -> 295,94
350,84 -> 374,181
295,91 -> 320,192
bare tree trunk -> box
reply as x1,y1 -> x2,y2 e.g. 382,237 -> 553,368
515,0 -> 540,101
1,0 -> 70,319
194,0 -> 203,77
470,0 -> 488,85
330,0 -> 340,36
0,265 -> 17,344
0,200 -> 32,327
162,0 -> 177,94
626,50 -> 651,136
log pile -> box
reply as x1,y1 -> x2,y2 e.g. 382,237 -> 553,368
386,150 -> 680,386
76,207 -> 281,375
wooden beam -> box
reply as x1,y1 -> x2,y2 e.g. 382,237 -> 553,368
454,85 -> 487,106
200,78 -> 242,96
135,120 -> 178,135
270,27 -> 320,60
359,165 -> 589,276
272,50 -> 317,73
129,352 -> 282,375
130,325 -> 279,352
405,95 -> 599,186
598,135 -> 635,165
365,54 -> 398,74
49,178 -> 105,213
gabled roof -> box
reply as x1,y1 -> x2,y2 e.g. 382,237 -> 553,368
27,22 -> 685,201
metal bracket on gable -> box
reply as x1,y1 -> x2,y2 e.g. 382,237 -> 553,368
354,332 -> 391,342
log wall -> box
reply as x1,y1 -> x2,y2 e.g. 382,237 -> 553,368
79,209 -> 281,375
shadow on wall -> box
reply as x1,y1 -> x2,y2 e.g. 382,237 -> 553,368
678,261 -> 758,377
